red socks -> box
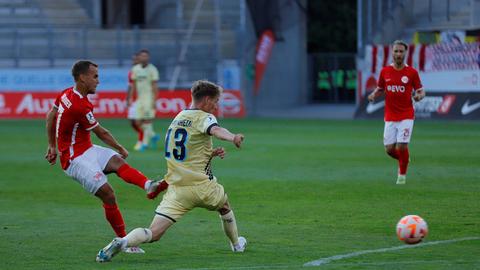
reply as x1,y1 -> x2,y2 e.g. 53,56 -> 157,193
131,122 -> 144,142
117,163 -> 148,189
398,147 -> 409,175
103,203 -> 126,237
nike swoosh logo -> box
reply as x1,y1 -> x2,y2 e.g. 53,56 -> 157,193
461,100 -> 480,115
366,101 -> 385,114
386,79 -> 391,82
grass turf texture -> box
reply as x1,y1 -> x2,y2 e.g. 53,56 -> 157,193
0,118 -> 479,270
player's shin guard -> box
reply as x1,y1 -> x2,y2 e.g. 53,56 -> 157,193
124,228 -> 153,247
116,164 -> 148,189
220,211 -> 239,246
398,147 -> 409,175
103,204 -> 127,237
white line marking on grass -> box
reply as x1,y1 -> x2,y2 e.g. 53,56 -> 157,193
304,236 -> 480,267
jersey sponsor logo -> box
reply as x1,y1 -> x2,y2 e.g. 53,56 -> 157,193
401,76 -> 409,84
461,99 -> 480,115
386,85 -> 406,93
366,100 -> 385,114
86,111 -> 96,124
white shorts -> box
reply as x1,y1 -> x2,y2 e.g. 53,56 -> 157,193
383,119 -> 414,145
127,102 -> 137,120
64,145 -> 118,194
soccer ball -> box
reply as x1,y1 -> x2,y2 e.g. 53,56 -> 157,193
396,215 -> 428,244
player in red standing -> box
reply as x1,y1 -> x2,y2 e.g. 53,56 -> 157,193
368,40 -> 426,184
45,60 -> 168,252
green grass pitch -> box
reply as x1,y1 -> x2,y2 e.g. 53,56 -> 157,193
0,118 -> 479,269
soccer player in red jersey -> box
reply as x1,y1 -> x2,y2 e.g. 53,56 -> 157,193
126,53 -> 144,150
368,40 -> 426,184
45,60 -> 168,252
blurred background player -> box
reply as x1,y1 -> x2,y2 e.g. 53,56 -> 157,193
96,80 -> 246,262
368,40 -> 426,184
45,60 -> 168,253
126,53 -> 144,150
131,49 -> 160,151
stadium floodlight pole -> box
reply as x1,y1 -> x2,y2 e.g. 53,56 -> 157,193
168,0 -> 204,91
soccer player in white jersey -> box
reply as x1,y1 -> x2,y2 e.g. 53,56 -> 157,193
130,49 -> 160,150
96,80 -> 247,262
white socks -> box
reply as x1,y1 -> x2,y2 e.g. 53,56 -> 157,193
143,180 -> 153,191
124,228 -> 153,247
220,211 -> 239,246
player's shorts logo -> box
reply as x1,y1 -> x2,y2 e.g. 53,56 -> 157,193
403,128 -> 410,139
93,171 -> 103,181
401,76 -> 409,84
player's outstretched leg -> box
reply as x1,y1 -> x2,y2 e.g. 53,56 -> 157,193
105,156 -> 167,199
218,202 -> 247,252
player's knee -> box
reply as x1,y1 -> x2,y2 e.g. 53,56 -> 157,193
396,143 -> 408,150
105,155 -> 126,173
385,146 -> 396,155
218,201 -> 231,215
101,191 -> 117,205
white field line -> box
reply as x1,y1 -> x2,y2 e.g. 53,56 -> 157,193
304,236 -> 480,267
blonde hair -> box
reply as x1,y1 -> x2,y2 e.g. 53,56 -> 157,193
191,80 -> 223,102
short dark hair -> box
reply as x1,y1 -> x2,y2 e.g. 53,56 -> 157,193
392,40 -> 408,51
138,49 -> 149,55
191,80 -> 222,102
72,60 -> 97,81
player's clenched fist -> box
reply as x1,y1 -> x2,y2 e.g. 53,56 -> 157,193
233,134 -> 244,148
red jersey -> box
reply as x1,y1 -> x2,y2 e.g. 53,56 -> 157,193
53,87 -> 99,169
377,65 -> 423,121
128,70 -> 137,101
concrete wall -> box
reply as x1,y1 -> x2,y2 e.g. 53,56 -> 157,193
242,0 -> 308,115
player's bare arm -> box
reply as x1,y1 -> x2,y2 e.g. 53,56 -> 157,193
210,126 -> 244,148
126,82 -> 135,107
368,87 -> 385,102
413,88 -> 426,101
92,125 -> 129,158
45,107 -> 58,165
151,80 -> 158,107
